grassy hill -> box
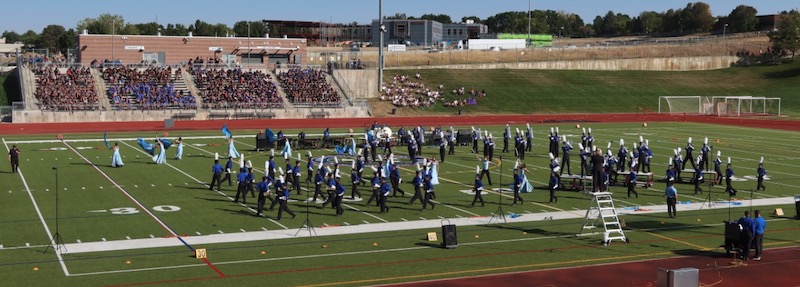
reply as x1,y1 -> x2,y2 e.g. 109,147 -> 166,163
382,61 -> 800,117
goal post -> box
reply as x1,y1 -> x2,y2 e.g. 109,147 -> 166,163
711,96 -> 782,117
658,96 -> 706,115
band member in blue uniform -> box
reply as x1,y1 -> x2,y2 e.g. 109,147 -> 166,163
700,138 -> 712,171
366,169 -> 381,206
209,159 -> 223,191
470,173 -> 485,207
713,151 -> 723,185
725,161 -> 738,196
313,168 -> 327,202
333,178 -> 346,216
321,173 -> 336,209
220,157 -> 234,187
409,169 -> 424,205
549,168 -> 559,204
275,181 -> 295,220
693,162 -> 704,195
617,139 -> 627,173
421,175 -> 436,210
379,177 -> 392,213
256,176 -> 273,216
349,167 -> 362,199
480,156 -> 493,185
503,124 -> 511,153
389,163 -> 405,197
627,170 -> 639,198
560,136 -> 572,175
756,160 -> 767,191
234,168 -> 249,204
682,137 -> 696,170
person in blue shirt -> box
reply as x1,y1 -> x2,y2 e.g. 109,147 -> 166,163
322,128 -> 331,148
725,163 -> 738,196
422,175 -> 436,211
355,155 -> 366,186
268,155 -> 276,180
366,172 -> 381,207
480,156 -> 493,185
234,168 -> 250,204
350,169 -> 362,199
306,156 -> 314,183
617,141 -> 628,173
409,170 -> 424,205
285,159 -> 294,187
313,169 -> 327,202
256,176 -> 273,216
683,138 -> 695,170
379,177 -> 392,213
512,167 -> 524,205
549,169 -> 559,204
753,210 -> 766,260
321,173 -> 336,209
268,176 -> 284,211
275,182 -> 296,220
470,174 -> 485,207
209,159 -> 224,191
700,141 -> 712,171
389,164 -> 405,197
560,137 -> 572,175
666,162 -> 676,183
246,168 -> 256,198
713,154 -> 723,185
471,130 -> 479,154
627,170 -> 639,199
333,178 -> 346,216
220,157 -> 234,187
292,160 -> 302,195
756,162 -> 767,191
664,179 -> 678,218
693,167 -> 704,195
737,211 -> 755,260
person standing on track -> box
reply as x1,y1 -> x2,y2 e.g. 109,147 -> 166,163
665,179 -> 677,218
753,210 -> 766,261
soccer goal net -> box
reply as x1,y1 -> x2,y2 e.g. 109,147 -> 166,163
711,96 -> 782,117
658,96 -> 711,115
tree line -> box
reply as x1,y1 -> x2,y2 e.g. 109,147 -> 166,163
2,2 -> 799,60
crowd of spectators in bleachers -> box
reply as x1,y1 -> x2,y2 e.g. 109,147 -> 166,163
192,68 -> 283,109
102,66 -> 196,110
277,67 -> 340,107
33,66 -> 99,111
380,74 -> 484,108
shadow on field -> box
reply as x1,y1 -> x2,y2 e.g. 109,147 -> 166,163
673,248 -> 727,258
763,66 -> 800,79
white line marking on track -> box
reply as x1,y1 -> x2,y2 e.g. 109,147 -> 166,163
125,236 -> 131,240
76,240 -> 81,243
240,229 -> 247,233
362,220 -> 370,224
101,238 -> 106,242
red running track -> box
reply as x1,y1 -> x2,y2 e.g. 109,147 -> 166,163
1,114 -> 798,135
382,246 -> 800,287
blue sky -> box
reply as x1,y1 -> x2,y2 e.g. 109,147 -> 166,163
2,0 -> 798,33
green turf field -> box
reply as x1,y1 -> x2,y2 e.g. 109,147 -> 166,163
1,122 -> 799,286
387,61 -> 800,117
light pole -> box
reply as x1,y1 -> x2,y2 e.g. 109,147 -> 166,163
722,23 -> 728,56
378,0 -> 384,95
247,22 -> 251,70
111,20 -> 116,63
527,0 -> 531,48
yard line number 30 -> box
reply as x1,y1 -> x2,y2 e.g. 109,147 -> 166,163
110,205 -> 181,214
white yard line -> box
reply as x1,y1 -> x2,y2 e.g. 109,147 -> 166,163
2,138 -> 71,276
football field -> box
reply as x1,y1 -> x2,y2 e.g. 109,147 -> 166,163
2,121 -> 799,286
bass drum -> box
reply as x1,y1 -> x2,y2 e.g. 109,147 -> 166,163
379,127 -> 393,139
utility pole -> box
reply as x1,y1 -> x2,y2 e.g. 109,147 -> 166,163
378,0 -> 384,95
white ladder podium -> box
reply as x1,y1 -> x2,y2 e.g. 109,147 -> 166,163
580,192 -> 629,245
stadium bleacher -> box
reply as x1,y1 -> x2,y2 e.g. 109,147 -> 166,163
102,66 -> 196,110
277,67 -> 341,108
33,66 -> 99,111
191,68 -> 283,109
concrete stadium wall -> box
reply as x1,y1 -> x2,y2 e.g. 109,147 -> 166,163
332,69 -> 377,99
12,107 -> 369,123
391,56 -> 739,71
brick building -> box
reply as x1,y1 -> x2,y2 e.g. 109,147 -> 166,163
76,31 -> 308,67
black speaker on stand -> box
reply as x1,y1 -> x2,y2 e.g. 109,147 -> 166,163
441,219 -> 458,249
